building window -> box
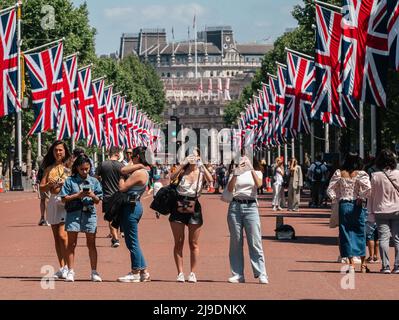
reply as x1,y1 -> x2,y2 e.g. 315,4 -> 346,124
210,72 -> 214,77
185,108 -> 189,115
167,72 -> 171,78
161,73 -> 165,77
205,108 -> 209,115
227,71 -> 230,77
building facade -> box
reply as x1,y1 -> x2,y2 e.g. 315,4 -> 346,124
120,26 -> 273,130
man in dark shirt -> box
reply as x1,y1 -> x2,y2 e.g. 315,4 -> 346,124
96,147 -> 124,248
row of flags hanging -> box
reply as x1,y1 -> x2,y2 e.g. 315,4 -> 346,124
0,4 -> 161,151
168,77 -> 231,101
235,0 -> 399,150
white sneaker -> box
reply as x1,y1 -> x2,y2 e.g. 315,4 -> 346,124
272,206 -> 277,211
259,275 -> 269,284
277,207 -> 283,211
140,272 -> 151,282
353,257 -> 362,264
65,270 -> 75,282
91,271 -> 102,282
228,275 -> 245,283
188,272 -> 197,283
117,272 -> 140,283
176,273 -> 185,283
54,266 -> 68,279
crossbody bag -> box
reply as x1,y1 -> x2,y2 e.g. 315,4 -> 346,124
176,171 -> 202,215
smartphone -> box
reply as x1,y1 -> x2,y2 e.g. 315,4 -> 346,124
82,185 -> 91,192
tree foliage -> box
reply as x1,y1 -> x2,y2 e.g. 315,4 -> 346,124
224,0 -> 399,153
0,0 -> 165,167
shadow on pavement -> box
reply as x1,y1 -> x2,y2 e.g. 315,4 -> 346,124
262,235 -> 338,246
260,213 -> 331,219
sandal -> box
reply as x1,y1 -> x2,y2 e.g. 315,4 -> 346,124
361,265 -> 371,273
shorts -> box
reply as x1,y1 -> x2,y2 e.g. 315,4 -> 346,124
38,190 -> 51,200
66,210 -> 97,234
366,221 -> 379,242
47,194 -> 66,225
169,200 -> 203,226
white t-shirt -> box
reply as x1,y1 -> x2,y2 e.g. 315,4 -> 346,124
153,182 -> 163,197
232,170 -> 262,200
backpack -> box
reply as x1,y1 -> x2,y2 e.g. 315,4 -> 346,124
313,163 -> 323,182
150,184 -> 179,216
275,224 -> 296,240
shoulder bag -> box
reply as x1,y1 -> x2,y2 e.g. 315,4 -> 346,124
176,172 -> 202,214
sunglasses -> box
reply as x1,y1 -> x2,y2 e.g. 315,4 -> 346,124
126,151 -> 133,154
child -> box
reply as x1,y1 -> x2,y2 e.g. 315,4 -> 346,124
60,155 -> 103,282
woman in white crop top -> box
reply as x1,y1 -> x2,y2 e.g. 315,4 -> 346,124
226,156 -> 269,284
169,149 -> 213,283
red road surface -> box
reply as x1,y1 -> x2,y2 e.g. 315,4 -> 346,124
0,190 -> 398,300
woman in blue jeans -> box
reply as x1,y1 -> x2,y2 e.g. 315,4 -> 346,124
226,156 -> 269,284
117,147 -> 151,283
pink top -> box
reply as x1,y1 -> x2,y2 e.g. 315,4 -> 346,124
327,170 -> 371,202
368,170 -> 399,215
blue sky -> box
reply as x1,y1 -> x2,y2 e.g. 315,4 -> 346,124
72,0 -> 303,56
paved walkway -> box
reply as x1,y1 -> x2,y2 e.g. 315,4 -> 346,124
0,190 -> 398,300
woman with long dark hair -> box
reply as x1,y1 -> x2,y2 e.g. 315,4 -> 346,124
117,147 -> 152,283
60,155 -> 103,282
169,148 -> 213,283
327,153 -> 371,273
368,149 -> 399,274
39,140 -> 71,279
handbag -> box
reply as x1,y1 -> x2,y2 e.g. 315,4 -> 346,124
176,172 -> 202,214
150,173 -> 184,216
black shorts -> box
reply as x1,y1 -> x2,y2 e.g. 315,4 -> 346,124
169,200 -> 203,226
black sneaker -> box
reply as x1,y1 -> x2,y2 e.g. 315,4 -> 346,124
111,239 -> 120,248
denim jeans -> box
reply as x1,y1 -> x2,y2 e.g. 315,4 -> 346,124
227,201 -> 268,278
121,202 -> 147,271
376,212 -> 399,270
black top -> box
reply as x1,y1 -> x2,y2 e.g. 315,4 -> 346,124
96,160 -> 124,201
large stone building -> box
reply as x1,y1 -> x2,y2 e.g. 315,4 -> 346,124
119,26 -> 273,130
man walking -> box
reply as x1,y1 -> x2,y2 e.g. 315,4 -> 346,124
307,155 -> 328,208
96,147 -> 124,248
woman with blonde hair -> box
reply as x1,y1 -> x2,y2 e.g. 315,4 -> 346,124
272,157 -> 284,211
288,158 -> 303,211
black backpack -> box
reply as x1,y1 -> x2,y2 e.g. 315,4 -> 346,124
150,184 -> 179,216
275,224 -> 296,240
313,163 -> 323,182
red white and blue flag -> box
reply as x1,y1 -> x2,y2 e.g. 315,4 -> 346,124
388,0 -> 399,71
283,51 -> 314,135
57,54 -> 78,140
312,3 -> 358,128
102,85 -> 113,148
25,42 -> 64,135
341,0 -> 389,108
75,66 -> 95,141
88,79 -> 106,147
0,8 -> 20,118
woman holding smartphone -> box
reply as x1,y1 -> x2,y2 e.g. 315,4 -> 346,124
169,148 -> 213,283
226,156 -> 269,284
60,155 -> 103,282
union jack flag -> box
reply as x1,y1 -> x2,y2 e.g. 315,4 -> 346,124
25,42 -> 64,135
103,86 -> 116,149
275,64 -> 289,142
57,55 -> 78,140
75,66 -> 95,141
88,79 -> 106,147
0,8 -> 20,118
388,0 -> 399,71
268,78 -> 278,146
283,51 -> 314,135
312,4 -> 358,128
341,0 -> 389,108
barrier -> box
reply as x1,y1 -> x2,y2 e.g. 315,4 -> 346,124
0,178 -> 4,193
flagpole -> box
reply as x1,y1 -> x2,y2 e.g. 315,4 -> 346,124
359,102 -> 365,159
17,1 -> 22,168
324,123 -> 329,154
311,122 -> 315,162
299,134 -> 304,164
370,104 -> 377,157
291,138 -> 295,159
284,144 -> 288,166
23,38 -> 64,54
38,133 -> 42,158
194,15 -> 198,79
285,47 -> 314,61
